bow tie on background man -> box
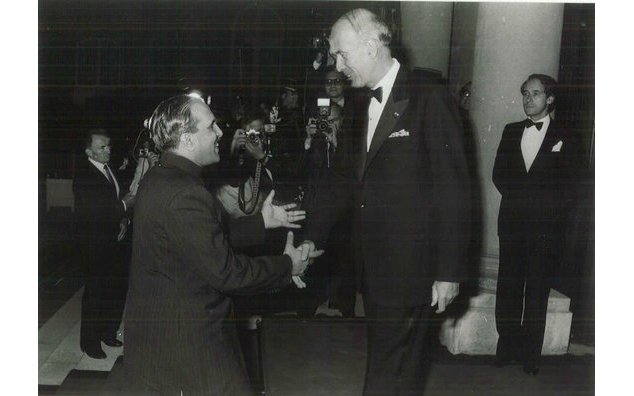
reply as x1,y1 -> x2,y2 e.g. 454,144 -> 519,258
524,118 -> 544,131
368,87 -> 383,103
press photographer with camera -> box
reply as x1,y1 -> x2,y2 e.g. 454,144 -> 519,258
128,130 -> 160,195
215,107 -> 275,218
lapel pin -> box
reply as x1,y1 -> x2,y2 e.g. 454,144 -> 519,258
393,111 -> 400,118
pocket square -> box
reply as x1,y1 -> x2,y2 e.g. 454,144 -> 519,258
551,140 -> 563,152
389,129 -> 409,138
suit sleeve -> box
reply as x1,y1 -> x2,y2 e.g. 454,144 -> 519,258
168,184 -> 292,295
73,168 -> 126,238
492,125 -> 515,196
227,214 -> 266,248
422,89 -> 472,282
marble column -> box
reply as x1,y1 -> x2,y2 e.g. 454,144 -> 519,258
469,2 -> 565,281
400,2 -> 453,76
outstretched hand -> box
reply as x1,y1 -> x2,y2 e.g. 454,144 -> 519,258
261,190 -> 306,229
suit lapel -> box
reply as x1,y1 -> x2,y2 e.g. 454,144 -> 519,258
87,159 -> 120,199
363,68 -> 410,175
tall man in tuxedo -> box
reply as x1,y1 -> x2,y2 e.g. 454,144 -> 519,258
493,74 -> 582,375
305,9 -> 471,394
73,128 -> 136,359
123,94 -> 320,395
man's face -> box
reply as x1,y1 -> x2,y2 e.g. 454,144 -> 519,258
324,71 -> 344,99
189,101 -> 223,166
329,21 -> 372,88
281,90 -> 298,109
86,134 -> 111,164
522,79 -> 553,120
246,119 -> 264,133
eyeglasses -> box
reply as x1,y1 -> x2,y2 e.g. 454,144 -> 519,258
326,79 -> 343,86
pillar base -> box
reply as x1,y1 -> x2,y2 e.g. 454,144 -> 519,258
439,288 -> 572,355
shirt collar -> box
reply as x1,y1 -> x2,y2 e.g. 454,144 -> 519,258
371,58 -> 400,100
160,151 -> 203,178
88,157 -> 107,170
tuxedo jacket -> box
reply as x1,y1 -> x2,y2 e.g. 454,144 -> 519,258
124,152 -> 291,394
492,118 -> 583,240
72,158 -> 127,243
305,67 -> 472,308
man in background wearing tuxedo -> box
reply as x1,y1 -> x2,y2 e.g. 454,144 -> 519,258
73,128 -> 136,359
493,74 -> 583,375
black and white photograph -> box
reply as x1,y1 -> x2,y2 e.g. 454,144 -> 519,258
22,0 -> 612,394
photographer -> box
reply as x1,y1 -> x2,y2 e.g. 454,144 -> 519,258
301,102 -> 343,205
128,140 -> 159,195
215,108 -> 274,219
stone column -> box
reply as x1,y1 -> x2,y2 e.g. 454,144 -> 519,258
470,2 -> 565,279
400,2 -> 453,77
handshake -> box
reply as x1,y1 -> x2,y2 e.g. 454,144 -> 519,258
283,231 -> 324,289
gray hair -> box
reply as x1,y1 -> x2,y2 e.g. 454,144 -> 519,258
146,95 -> 198,152
340,8 -> 392,47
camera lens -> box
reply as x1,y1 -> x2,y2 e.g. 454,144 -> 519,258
317,120 -> 329,131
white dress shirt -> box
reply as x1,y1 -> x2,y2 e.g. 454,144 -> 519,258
367,58 -> 400,151
520,114 -> 551,172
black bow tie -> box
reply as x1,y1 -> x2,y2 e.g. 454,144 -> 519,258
369,87 -> 383,103
524,119 -> 544,131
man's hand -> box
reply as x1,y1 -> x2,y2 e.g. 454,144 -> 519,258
117,218 -> 128,242
261,190 -> 306,229
304,122 -> 317,150
290,240 -> 325,289
230,129 -> 247,156
283,231 -> 310,277
244,137 -> 266,161
431,281 -> 460,314
147,152 -> 159,168
121,192 -> 136,210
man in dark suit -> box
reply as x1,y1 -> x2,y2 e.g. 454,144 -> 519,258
493,74 -> 582,375
73,128 -> 136,359
305,9 -> 471,394
123,94 -> 320,395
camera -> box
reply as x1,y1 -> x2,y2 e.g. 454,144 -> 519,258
264,124 -> 276,134
313,98 -> 331,132
245,128 -> 261,143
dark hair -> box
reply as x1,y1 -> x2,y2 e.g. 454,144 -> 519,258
240,105 -> 266,129
83,128 -> 110,150
147,94 -> 199,152
521,74 -> 557,113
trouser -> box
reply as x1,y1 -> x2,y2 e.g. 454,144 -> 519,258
80,238 -> 129,348
363,300 -> 433,396
495,235 -> 556,367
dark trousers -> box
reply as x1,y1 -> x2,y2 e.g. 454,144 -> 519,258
495,235 -> 556,367
363,300 -> 433,396
80,238 -> 130,349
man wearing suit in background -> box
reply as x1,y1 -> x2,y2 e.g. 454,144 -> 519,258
493,74 -> 583,376
304,9 -> 471,394
73,128 -> 136,359
123,94 -> 320,395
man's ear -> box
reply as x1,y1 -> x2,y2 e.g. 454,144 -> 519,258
366,38 -> 380,58
84,148 -> 92,158
179,132 -> 194,151
546,96 -> 555,106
